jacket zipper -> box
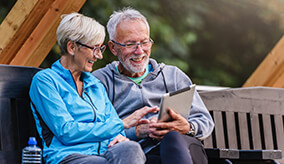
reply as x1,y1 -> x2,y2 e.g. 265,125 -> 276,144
69,71 -> 97,121
97,142 -> 101,155
83,90 -> 97,121
70,72 -> 101,154
83,90 -> 101,154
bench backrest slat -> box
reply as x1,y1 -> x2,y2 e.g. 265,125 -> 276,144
262,114 -> 274,150
238,112 -> 250,149
213,111 -> 226,148
203,132 -> 213,148
251,113 -> 262,149
275,115 -> 284,151
226,111 -> 238,149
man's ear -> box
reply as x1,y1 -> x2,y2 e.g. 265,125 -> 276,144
67,41 -> 76,55
108,40 -> 118,56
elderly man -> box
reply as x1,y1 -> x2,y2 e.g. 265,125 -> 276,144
93,7 -> 214,164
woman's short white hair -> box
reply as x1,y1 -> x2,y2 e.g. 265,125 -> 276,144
107,7 -> 150,41
56,12 -> 105,55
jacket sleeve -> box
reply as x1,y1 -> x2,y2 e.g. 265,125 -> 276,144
175,67 -> 215,140
124,127 -> 139,141
29,72 -> 125,145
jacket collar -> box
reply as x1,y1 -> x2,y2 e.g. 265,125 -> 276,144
51,60 -> 100,88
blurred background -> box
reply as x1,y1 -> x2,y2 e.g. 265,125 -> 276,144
1,0 -> 284,87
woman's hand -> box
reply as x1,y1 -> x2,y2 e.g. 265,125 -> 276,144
108,134 -> 129,147
135,117 -> 157,138
122,106 -> 159,129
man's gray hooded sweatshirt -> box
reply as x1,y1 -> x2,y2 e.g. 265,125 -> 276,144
92,58 -> 214,153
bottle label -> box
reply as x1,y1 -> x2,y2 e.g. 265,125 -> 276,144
22,151 -> 41,163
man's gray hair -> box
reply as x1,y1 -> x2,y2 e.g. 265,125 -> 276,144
107,7 -> 150,41
56,12 -> 105,55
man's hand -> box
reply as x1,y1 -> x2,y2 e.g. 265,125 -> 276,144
122,106 -> 159,129
135,117 -> 157,138
149,108 -> 190,140
108,134 -> 129,147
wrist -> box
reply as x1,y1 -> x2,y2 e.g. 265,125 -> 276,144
186,122 -> 196,137
125,127 -> 140,141
122,119 -> 130,129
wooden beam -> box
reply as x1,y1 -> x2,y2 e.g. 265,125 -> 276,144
0,0 -> 86,67
10,0 -> 86,66
243,35 -> 284,88
0,0 -> 54,64
272,72 -> 284,88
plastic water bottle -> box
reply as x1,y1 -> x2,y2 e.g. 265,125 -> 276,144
22,137 -> 42,164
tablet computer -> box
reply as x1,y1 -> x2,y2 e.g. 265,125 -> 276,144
158,84 -> 196,122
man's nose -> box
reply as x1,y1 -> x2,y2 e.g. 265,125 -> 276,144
134,44 -> 144,54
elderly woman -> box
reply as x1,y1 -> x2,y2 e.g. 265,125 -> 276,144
29,12 -> 157,164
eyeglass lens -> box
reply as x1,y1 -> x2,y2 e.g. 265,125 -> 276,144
127,40 -> 153,51
76,41 -> 106,55
93,45 -> 106,56
112,39 -> 153,51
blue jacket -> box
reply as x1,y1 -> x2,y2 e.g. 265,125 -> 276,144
93,58 -> 214,153
29,60 -> 125,164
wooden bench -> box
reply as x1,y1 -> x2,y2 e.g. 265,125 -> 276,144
1,64 -> 283,164
0,64 -> 41,163
200,87 -> 284,164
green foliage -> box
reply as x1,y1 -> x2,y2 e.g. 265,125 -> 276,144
0,0 -> 16,22
1,0 -> 283,87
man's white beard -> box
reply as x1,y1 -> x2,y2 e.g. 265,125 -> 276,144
118,54 -> 149,74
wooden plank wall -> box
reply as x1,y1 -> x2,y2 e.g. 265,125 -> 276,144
0,0 -> 86,67
243,35 -> 284,88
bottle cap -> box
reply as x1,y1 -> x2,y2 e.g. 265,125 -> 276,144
28,137 -> 37,145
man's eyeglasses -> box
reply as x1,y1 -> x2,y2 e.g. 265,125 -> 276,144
111,39 -> 153,51
76,41 -> 106,56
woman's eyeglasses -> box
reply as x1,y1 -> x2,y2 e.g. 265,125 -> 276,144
76,41 -> 106,56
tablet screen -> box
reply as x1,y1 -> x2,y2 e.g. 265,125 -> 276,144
158,84 -> 196,122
